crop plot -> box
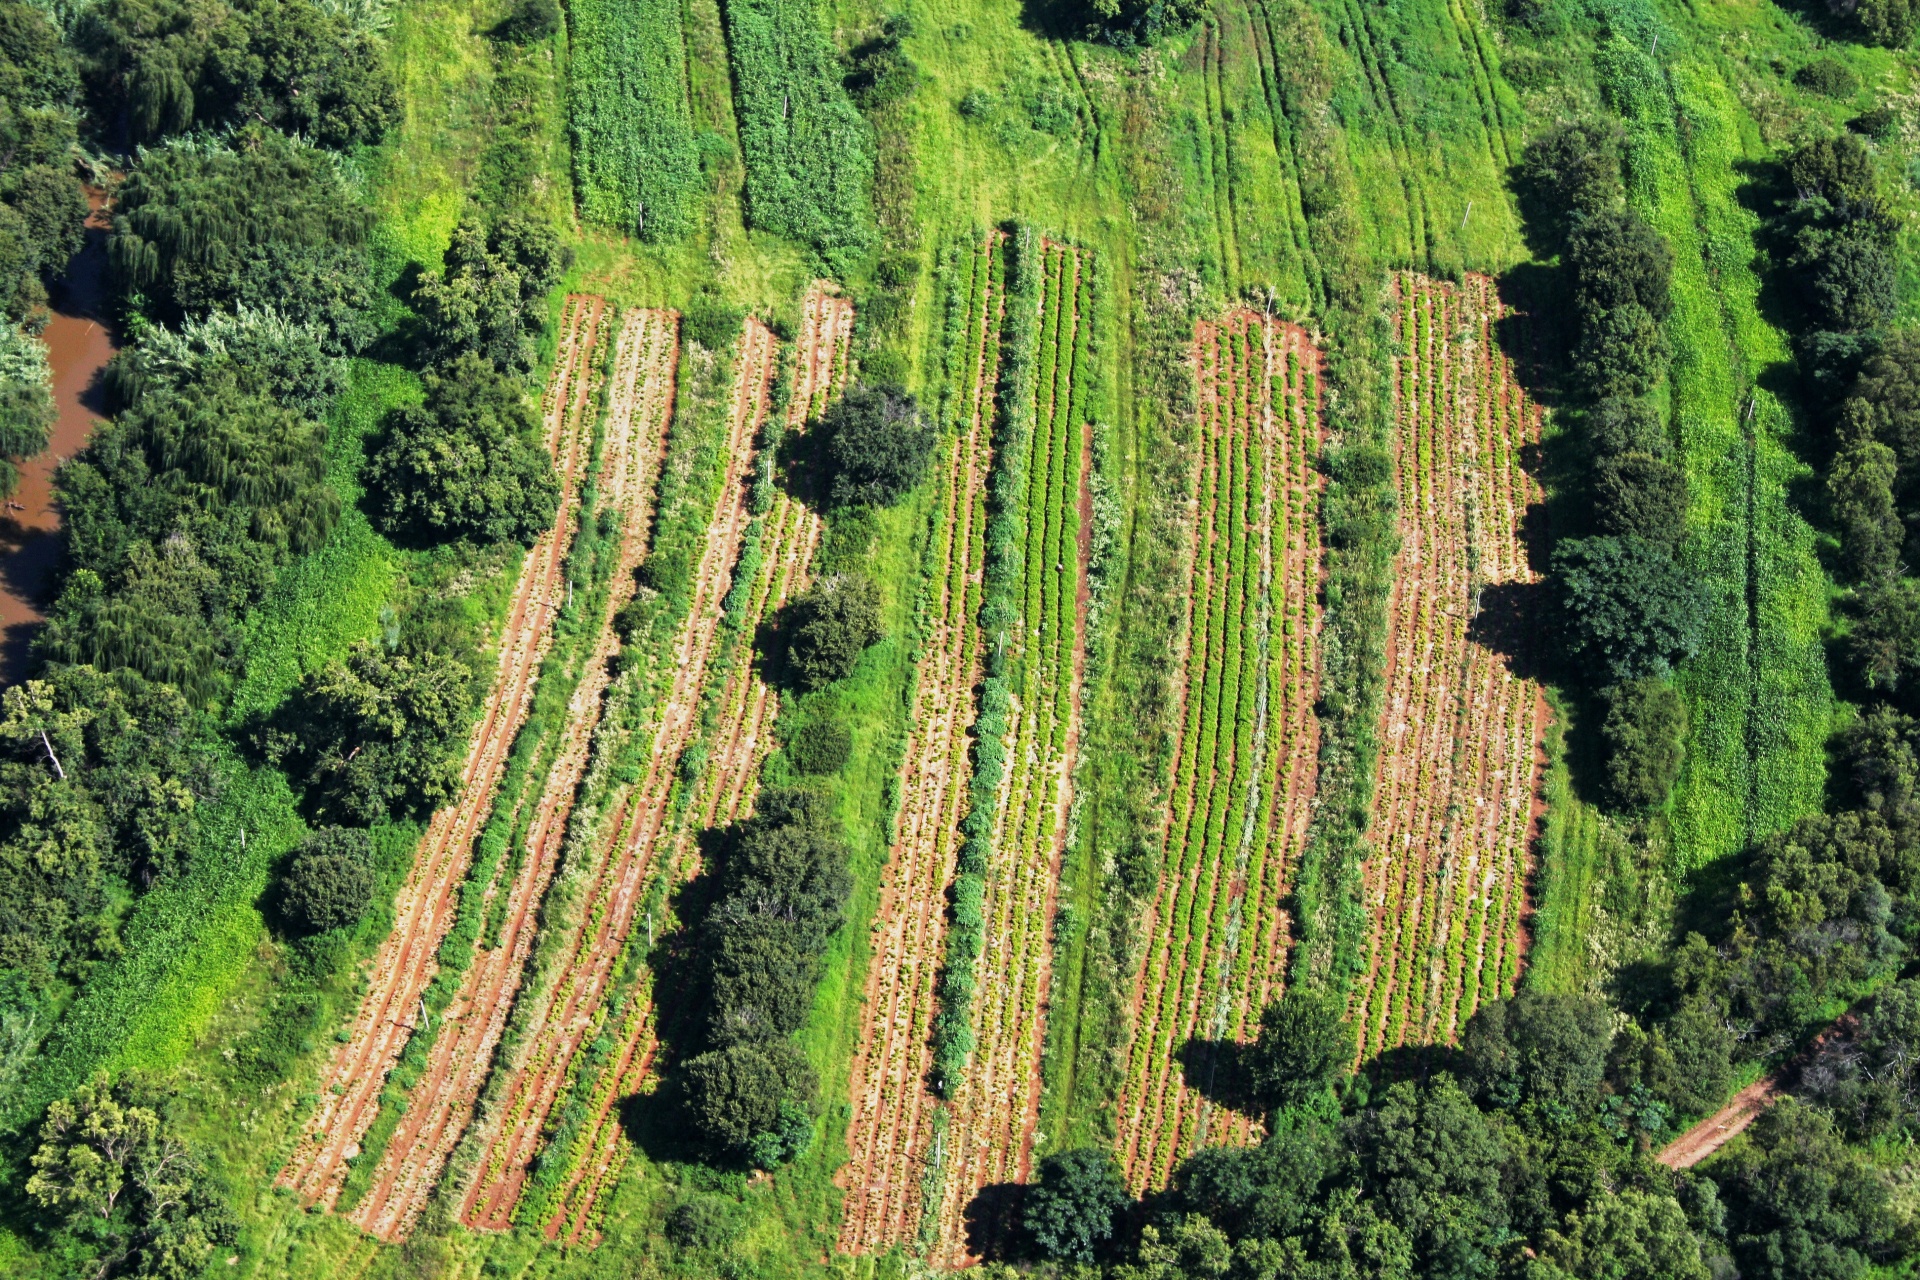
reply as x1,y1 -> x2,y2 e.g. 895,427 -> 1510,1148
1116,309 -> 1324,1192
459,316 -> 778,1233
838,233 -> 1005,1253
276,295 -> 609,1210
532,284 -> 852,1246
1353,272 -> 1546,1059
923,239 -> 1092,1266
345,309 -> 681,1242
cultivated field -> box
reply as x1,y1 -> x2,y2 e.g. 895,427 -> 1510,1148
1351,272 -> 1545,1057
838,232 -> 1006,1253
275,294 -> 609,1210
344,309 -> 682,1241
458,316 -> 779,1233
1116,309 -> 1324,1192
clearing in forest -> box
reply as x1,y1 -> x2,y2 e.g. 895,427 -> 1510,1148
1352,272 -> 1546,1059
459,316 -> 778,1233
346,309 -> 682,1242
531,284 -> 851,1246
838,232 -> 1005,1253
925,240 -> 1092,1266
275,294 -> 609,1210
1116,309 -> 1324,1192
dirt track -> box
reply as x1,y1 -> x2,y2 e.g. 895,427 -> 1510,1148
837,235 -> 1004,1253
274,294 -> 608,1211
459,316 -> 779,1233
345,309 -> 682,1241
1657,1078 -> 1779,1169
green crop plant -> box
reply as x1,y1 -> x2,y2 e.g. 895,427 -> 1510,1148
566,0 -> 700,240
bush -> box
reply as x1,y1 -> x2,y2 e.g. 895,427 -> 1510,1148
665,1194 -> 743,1251
785,718 -> 852,776
819,384 -> 933,508
492,0 -> 560,41
367,352 -> 560,546
411,213 -> 567,375
778,573 -> 883,690
1024,1148 -> 1128,1263
844,15 -> 917,112
1592,451 -> 1688,551
1600,677 -> 1687,812
1552,535 -> 1709,685
280,826 -> 374,934
1796,56 -> 1862,98
682,292 -> 744,352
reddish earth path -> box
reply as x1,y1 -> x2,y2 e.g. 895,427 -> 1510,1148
275,295 -> 609,1209
837,235 -> 1004,1253
540,284 -> 853,1246
1351,273 -> 1544,1060
1657,1078 -> 1780,1170
1115,311 -> 1325,1193
459,317 -> 778,1232
347,309 -> 681,1241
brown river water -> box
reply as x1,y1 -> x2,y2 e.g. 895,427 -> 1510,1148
0,196 -> 117,687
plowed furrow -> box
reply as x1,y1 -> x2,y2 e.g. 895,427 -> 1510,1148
275,295 -> 608,1209
348,309 -> 681,1241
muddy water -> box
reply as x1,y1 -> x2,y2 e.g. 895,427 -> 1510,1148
0,198 -> 116,686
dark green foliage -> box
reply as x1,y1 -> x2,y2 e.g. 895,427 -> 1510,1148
411,213 -> 567,374
1514,120 -> 1624,242
77,0 -> 394,146
784,717 -> 851,776
1460,991 -> 1613,1113
1348,1075 -> 1510,1275
1791,214 -> 1898,334
493,0 -> 560,42
722,0 -> 874,268
26,1071 -> 239,1279
1844,576 -> 1920,696
1611,997 -> 1735,1117
566,0 -> 699,240
1245,989 -> 1351,1113
176,238 -> 379,356
0,324 -> 53,496
665,1194 -> 744,1251
681,292 -> 744,353
109,128 -> 371,321
1569,210 -> 1673,325
1831,0 -> 1918,47
679,1040 -> 815,1162
263,641 -> 475,825
1173,1107 -> 1339,1242
844,15 -> 917,112
819,383 -> 933,508
1585,395 -> 1671,460
1552,535 -> 1709,685
105,307 -> 346,419
1023,1148 -> 1128,1263
1828,435 -> 1901,583
367,352 -> 559,546
777,572 -> 883,690
1796,56 -> 1862,98
0,2 -> 84,320
1574,300 -> 1669,399
1600,677 -> 1687,811
5,165 -> 88,281
0,666 -> 207,990
1786,133 -> 1878,207
1800,978 -> 1920,1138
278,826 -> 372,934
1068,0 -> 1206,47
1710,1101 -> 1910,1278
1592,451 -> 1688,551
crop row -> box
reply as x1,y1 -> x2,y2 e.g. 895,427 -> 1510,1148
838,231 -> 1006,1253
1116,309 -> 1325,1191
1352,273 -> 1543,1059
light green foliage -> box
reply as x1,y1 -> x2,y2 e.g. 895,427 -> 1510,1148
566,0 -> 698,240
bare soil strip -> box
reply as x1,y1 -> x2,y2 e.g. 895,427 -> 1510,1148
347,310 -> 682,1241
459,318 -> 779,1231
275,295 -> 609,1209
925,242 -> 1091,1266
1115,310 -> 1325,1192
542,285 -> 853,1246
1657,1078 -> 1779,1169
836,234 -> 1005,1254
1351,273 -> 1545,1059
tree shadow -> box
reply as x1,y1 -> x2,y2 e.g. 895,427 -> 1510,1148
1467,578 -> 1552,686
961,1181 -> 1028,1263
1360,1041 -> 1468,1091
1494,263 -> 1571,408
1173,1036 -> 1256,1115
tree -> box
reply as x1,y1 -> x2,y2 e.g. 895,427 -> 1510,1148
1246,989 -> 1351,1112
1845,576 -> 1920,696
1514,120 -> 1624,242
279,825 -> 373,934
1792,214 -> 1898,334
1601,677 -> 1687,812
1586,396 -> 1670,458
1348,1075 -> 1509,1277
1540,1190 -> 1709,1280
1845,0 -> 1919,46
411,213 -> 567,374
491,0 -> 561,41
1828,435 -> 1902,582
0,321 -> 53,497
778,573 -> 883,690
819,384 -> 933,508
367,352 -> 559,546
1568,210 -> 1674,326
1024,1147 -> 1128,1263
1786,133 -> 1878,208
1801,978 -> 1920,1138
679,1040 -> 815,1162
1552,536 -> 1709,684
1593,451 -> 1688,551
1174,1106 -> 1339,1241
1460,991 -> 1613,1113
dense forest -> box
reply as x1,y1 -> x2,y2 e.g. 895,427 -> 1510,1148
0,0 -> 1916,1273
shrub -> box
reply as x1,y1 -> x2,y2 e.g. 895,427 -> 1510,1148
665,1194 -> 744,1251
1796,56 -> 1862,99
844,14 -> 917,112
785,718 -> 852,776
682,292 -> 744,352
280,826 -> 374,934
1832,0 -> 1918,47
778,573 -> 883,690
819,384 -> 933,508
1600,677 -> 1687,812
367,352 -> 560,546
492,0 -> 560,41
1551,535 -> 1709,685
1024,1148 -> 1128,1263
